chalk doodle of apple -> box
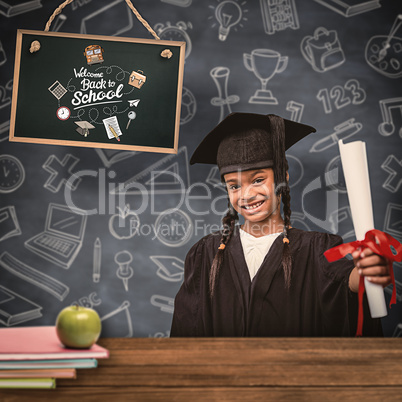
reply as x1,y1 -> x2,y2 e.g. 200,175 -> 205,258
109,204 -> 140,240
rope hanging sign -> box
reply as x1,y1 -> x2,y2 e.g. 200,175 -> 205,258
9,0 -> 185,153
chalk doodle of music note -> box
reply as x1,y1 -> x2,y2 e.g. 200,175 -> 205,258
210,66 -> 239,123
378,97 -> 402,137
286,101 -> 304,122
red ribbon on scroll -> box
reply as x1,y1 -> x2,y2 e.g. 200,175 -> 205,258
324,229 -> 402,337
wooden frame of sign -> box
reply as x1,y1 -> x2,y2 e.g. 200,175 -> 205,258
9,30 -> 186,154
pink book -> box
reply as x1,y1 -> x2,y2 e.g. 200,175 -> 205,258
0,326 -> 109,360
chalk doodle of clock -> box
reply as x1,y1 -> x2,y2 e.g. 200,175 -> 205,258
10,30 -> 186,153
0,155 -> 25,193
154,208 -> 193,247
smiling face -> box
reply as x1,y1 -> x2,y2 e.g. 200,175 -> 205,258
224,168 -> 284,236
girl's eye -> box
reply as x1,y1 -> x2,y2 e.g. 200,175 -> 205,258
228,184 -> 239,190
254,178 -> 264,184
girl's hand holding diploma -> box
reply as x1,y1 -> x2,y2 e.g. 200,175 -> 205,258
349,248 -> 392,293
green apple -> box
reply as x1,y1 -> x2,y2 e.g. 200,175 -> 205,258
56,305 -> 102,349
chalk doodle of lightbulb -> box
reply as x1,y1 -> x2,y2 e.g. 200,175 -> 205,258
208,0 -> 248,41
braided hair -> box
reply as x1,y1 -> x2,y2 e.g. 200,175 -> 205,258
209,200 -> 238,299
278,174 -> 292,289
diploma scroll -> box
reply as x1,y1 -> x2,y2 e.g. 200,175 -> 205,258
338,140 -> 387,318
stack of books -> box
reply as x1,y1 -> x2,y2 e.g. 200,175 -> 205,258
0,326 -> 109,389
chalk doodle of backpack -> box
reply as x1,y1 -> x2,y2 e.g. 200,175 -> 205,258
300,27 -> 345,73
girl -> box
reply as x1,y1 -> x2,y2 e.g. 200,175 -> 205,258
171,113 -> 391,337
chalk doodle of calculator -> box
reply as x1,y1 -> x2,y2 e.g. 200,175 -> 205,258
48,81 -> 67,100
259,0 -> 299,35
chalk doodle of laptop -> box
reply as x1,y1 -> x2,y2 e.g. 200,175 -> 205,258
24,203 -> 87,269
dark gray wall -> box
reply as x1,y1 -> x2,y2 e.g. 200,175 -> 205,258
0,0 -> 401,337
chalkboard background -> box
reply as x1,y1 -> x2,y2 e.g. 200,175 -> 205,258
0,0 -> 401,337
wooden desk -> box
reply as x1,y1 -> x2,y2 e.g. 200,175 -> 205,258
2,338 -> 402,401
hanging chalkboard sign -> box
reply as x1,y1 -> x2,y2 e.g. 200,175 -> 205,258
9,29 -> 185,153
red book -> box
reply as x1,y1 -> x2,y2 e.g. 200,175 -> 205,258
0,368 -> 76,378
0,326 -> 109,360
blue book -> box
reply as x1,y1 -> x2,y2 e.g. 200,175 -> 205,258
0,359 -> 98,369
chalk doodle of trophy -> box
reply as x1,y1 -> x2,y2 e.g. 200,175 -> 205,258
47,45 -> 142,142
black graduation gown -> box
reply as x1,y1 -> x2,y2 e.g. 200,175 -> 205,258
170,227 -> 383,337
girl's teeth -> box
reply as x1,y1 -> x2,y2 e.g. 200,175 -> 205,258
244,201 -> 263,210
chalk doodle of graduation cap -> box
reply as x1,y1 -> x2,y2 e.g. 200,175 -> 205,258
149,256 -> 184,282
190,112 -> 316,182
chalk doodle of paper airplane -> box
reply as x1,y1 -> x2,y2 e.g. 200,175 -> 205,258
128,99 -> 140,107
150,256 -> 184,282
111,146 -> 190,195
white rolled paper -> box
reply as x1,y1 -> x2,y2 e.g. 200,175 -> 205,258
338,140 -> 387,318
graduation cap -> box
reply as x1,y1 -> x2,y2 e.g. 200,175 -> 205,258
75,121 -> 95,137
190,113 -> 316,189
